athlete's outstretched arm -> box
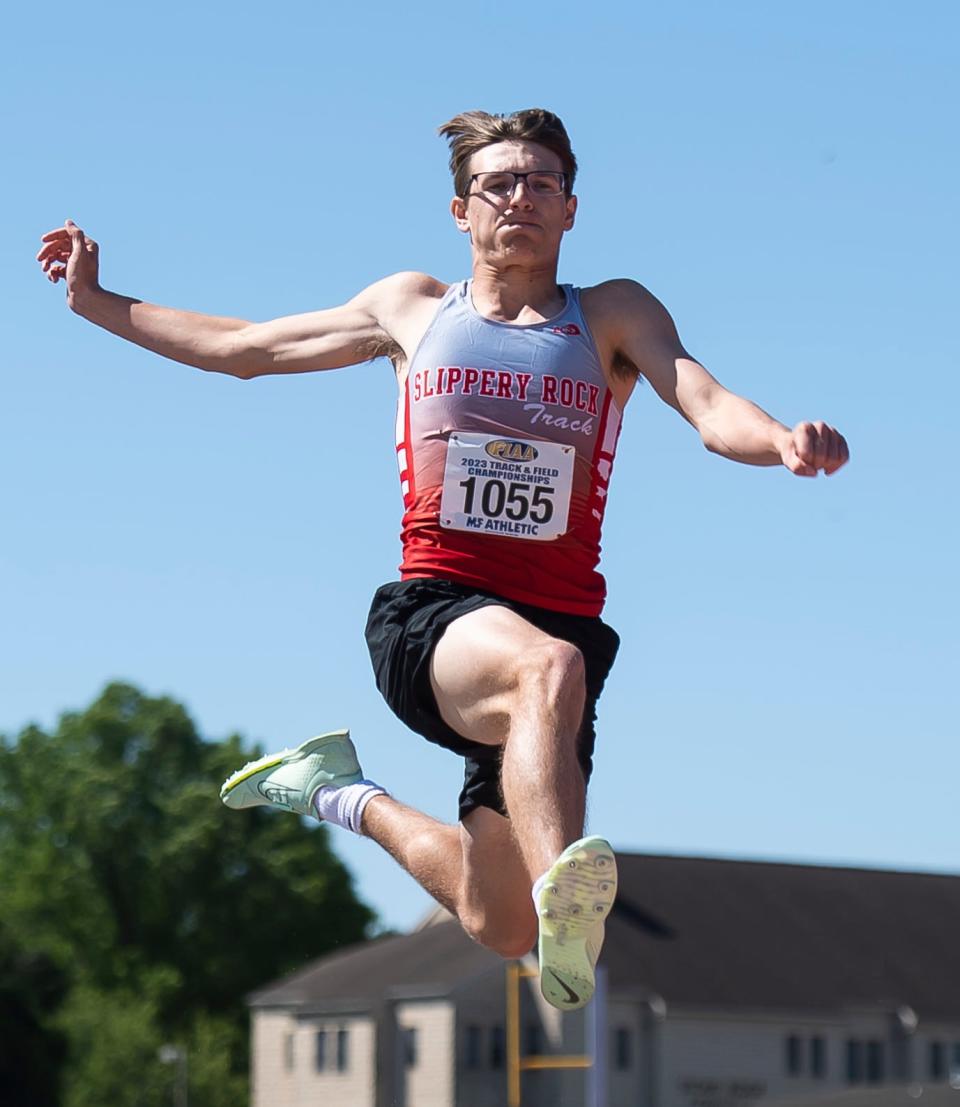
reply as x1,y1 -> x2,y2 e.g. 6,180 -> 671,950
36,220 -> 418,378
596,279 -> 849,477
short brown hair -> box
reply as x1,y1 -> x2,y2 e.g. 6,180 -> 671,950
438,108 -> 578,198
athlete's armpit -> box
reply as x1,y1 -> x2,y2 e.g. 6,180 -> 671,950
584,278 -> 718,423
233,271 -> 444,378
581,280 -> 674,408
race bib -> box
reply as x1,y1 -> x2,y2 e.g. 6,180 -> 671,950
439,432 -> 575,542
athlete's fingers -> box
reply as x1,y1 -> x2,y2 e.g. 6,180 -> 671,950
37,240 -> 70,261
41,243 -> 71,268
65,219 -> 85,249
802,421 -> 848,474
784,420 -> 849,477
64,219 -> 89,252
781,426 -> 816,476
38,220 -> 96,286
39,228 -> 80,258
821,426 -> 837,472
811,423 -> 829,471
792,425 -> 809,466
823,428 -> 849,475
39,246 -> 68,268
36,242 -> 71,266
38,224 -> 96,278
797,420 -> 841,471
816,422 -> 831,470
782,443 -> 817,477
836,432 -> 849,472
792,422 -> 817,468
66,221 -> 99,257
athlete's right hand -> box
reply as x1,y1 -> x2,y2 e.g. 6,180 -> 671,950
36,219 -> 101,308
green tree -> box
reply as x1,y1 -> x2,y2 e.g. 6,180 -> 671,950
0,921 -> 67,1107
0,682 -> 375,1104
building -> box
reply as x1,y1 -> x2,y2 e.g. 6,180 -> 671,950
248,855 -> 960,1107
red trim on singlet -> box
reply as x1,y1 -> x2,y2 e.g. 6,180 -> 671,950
591,391 -> 613,470
580,391 -> 622,551
395,374 -> 415,510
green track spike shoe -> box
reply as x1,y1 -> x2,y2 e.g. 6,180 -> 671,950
537,835 -> 617,1011
219,730 -> 362,817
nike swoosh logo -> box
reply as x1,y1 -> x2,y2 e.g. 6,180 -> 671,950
259,782 -> 294,807
548,969 -> 580,1006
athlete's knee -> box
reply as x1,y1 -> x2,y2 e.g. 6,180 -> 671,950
514,639 -> 586,717
462,908 -> 538,960
491,925 -> 539,961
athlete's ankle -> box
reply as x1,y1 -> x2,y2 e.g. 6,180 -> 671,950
355,790 -> 392,836
312,779 -> 387,835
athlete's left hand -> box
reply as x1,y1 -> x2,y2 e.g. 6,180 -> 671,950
780,421 -> 849,477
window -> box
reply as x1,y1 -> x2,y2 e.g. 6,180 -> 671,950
846,1040 -> 864,1084
951,1043 -> 960,1079
465,1025 -> 482,1070
403,1027 -> 418,1069
866,1040 -> 885,1083
930,1041 -> 946,1081
284,1033 -> 295,1072
614,1027 -> 632,1071
810,1036 -> 827,1079
336,1028 -> 349,1073
315,1030 -> 327,1072
525,1023 -> 542,1057
490,1025 -> 505,1069
786,1035 -> 803,1077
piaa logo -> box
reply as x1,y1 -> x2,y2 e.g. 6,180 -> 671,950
485,439 -> 539,462
551,323 -> 581,337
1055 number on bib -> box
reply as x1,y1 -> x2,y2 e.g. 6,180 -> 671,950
439,432 -> 574,541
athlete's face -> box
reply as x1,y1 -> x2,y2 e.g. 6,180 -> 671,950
450,140 -> 577,262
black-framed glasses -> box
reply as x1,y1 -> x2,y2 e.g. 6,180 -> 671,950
468,171 -> 568,199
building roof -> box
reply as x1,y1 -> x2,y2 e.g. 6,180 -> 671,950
248,910 -> 501,1011
251,854 -> 960,1018
604,854 -> 960,1018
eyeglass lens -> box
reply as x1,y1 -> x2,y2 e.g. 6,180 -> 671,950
473,172 -> 566,197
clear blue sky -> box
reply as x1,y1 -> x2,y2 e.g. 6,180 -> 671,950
4,1 -> 958,933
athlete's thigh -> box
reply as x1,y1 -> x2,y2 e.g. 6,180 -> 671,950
430,603 -> 582,746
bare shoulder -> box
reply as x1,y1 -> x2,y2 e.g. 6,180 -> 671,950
353,272 -> 449,366
580,278 -> 673,332
356,270 -> 448,315
579,280 -> 686,401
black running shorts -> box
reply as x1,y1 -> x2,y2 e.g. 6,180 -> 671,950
364,577 -> 620,822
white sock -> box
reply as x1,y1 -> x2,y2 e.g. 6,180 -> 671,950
312,780 -> 386,835
531,870 -> 550,912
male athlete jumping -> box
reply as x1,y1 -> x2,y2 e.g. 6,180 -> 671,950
37,108 -> 848,1012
